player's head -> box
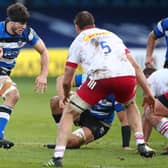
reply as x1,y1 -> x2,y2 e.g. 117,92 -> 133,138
74,11 -> 95,33
6,2 -> 30,35
143,67 -> 157,78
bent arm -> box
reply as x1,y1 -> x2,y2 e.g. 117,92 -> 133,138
126,53 -> 155,109
145,31 -> 158,68
33,39 -> 49,93
34,39 -> 49,77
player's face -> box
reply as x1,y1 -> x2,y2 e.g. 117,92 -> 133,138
11,22 -> 27,35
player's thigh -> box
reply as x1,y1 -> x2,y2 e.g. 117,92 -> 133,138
72,127 -> 94,145
155,99 -> 168,117
0,76 -> 19,105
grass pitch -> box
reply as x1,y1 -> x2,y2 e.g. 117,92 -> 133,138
0,77 -> 167,168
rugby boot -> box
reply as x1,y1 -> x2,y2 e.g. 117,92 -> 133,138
138,143 -> 155,158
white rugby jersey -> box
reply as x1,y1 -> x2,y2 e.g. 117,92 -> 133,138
66,27 -> 135,80
147,68 -> 168,96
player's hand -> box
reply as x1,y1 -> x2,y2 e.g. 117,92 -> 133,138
145,56 -> 155,68
34,75 -> 47,93
142,94 -> 155,114
0,48 -> 3,58
59,97 -> 66,109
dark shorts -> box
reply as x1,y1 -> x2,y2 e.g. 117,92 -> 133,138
163,60 -> 168,68
158,93 -> 168,109
77,111 -> 110,140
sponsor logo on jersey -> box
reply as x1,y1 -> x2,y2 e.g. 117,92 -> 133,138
83,31 -> 111,41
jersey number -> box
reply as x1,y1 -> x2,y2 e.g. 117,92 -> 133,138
100,41 -> 112,54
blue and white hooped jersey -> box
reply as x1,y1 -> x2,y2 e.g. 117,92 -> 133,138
74,74 -> 125,125
153,18 -> 168,60
0,21 -> 39,72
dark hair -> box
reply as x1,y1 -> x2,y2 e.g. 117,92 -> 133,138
143,67 -> 157,77
74,11 -> 94,30
7,2 -> 30,23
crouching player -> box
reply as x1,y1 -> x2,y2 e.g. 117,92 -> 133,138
46,74 -> 131,149
143,68 -> 168,155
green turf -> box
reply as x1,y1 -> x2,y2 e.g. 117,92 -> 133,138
0,77 -> 167,168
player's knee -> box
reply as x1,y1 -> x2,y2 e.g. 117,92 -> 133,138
144,106 -> 153,121
67,134 -> 83,148
5,88 -> 20,102
0,79 -> 19,101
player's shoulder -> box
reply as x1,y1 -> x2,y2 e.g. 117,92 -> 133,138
0,21 -> 5,34
162,17 -> 168,22
22,26 -> 39,41
0,21 -> 4,27
159,17 -> 168,27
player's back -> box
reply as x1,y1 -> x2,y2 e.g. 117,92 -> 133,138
148,68 -> 168,96
69,27 -> 135,80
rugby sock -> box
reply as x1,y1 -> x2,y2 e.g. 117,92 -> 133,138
135,132 -> 145,145
0,105 -> 12,139
156,118 -> 168,138
121,125 -> 131,147
54,146 -> 66,158
52,114 -> 62,124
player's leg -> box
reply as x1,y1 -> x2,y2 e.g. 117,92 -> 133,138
146,98 -> 168,138
117,111 -> 131,150
111,76 -> 155,157
46,101 -> 83,167
45,78 -> 107,167
70,111 -> 110,147
142,110 -> 153,144
124,99 -> 155,157
67,127 -> 93,148
0,76 -> 20,149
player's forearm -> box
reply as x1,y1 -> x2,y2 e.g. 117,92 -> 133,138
145,32 -> 157,67
63,83 -> 71,98
56,75 -> 65,97
63,66 -> 75,98
126,53 -> 152,95
40,50 -> 49,77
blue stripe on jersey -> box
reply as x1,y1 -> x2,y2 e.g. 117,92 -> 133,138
74,74 -> 87,87
114,102 -> 125,112
0,21 -> 39,71
0,61 -> 15,69
88,95 -> 124,124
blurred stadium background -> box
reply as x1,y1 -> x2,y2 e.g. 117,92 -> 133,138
0,0 -> 168,76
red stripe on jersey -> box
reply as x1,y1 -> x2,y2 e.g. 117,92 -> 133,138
66,62 -> 78,68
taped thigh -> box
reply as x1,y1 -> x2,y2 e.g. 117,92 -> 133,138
69,92 -> 90,113
0,76 -> 17,98
72,128 -> 86,141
